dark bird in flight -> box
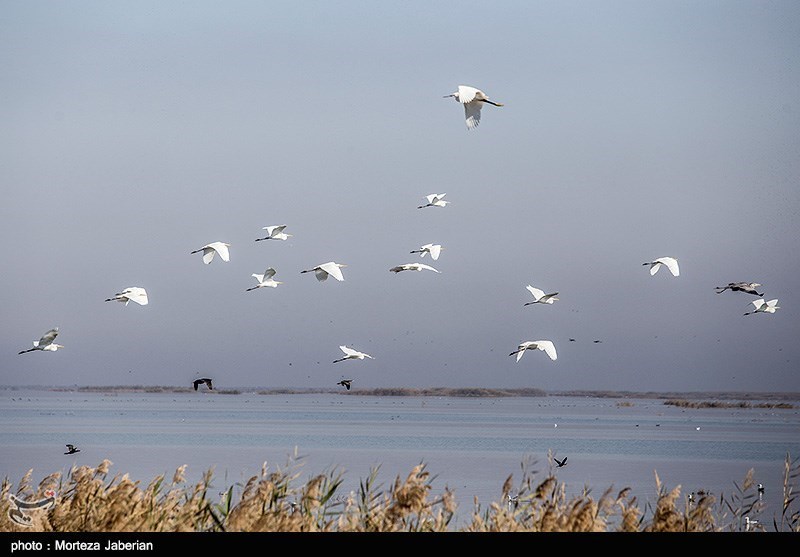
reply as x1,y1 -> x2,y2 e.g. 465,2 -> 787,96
715,282 -> 763,296
336,379 -> 353,391
64,444 -> 80,455
193,378 -> 213,391
554,456 -> 567,467
593,340 -> 603,344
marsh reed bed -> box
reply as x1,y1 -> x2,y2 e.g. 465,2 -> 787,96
2,453 -> 798,532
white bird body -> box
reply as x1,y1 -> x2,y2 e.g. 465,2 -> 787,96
389,263 -> 440,274
744,298 -> 780,315
418,193 -> 449,209
191,242 -> 231,264
410,243 -> 442,261
509,340 -> 557,362
256,225 -> 291,242
246,268 -> 282,291
19,328 -> 63,354
644,256 -> 680,277
445,85 -> 504,129
525,285 -> 559,305
105,287 -> 149,306
301,261 -> 346,282
333,345 -> 374,363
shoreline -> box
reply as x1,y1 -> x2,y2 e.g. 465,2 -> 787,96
2,384 -> 800,402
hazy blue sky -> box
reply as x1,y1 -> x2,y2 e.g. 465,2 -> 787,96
2,1 -> 799,392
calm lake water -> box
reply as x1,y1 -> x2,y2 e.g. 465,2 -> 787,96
2,388 -> 799,530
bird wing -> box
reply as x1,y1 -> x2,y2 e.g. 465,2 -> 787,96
125,287 -> 149,305
424,194 -> 438,204
319,261 -> 344,281
464,102 -> 483,129
340,346 -> 359,357
213,243 -> 230,262
389,266 -> 405,273
263,225 -> 286,237
648,261 -> 661,275
263,268 -> 277,280
428,244 -> 441,260
751,299 -> 766,310
526,285 -> 545,300
658,257 -> 680,276
418,263 -> 440,273
457,85 -> 479,104
252,273 -> 265,283
535,340 -> 558,361
202,247 -> 216,264
38,328 -> 59,346
515,349 -> 526,363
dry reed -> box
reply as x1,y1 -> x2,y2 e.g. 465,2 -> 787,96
2,452 -> 798,533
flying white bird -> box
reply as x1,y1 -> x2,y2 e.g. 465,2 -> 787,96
444,85 -> 504,129
644,256 -> 680,277
332,345 -> 374,363
246,268 -> 282,291
105,287 -> 149,306
410,243 -> 442,261
191,242 -> 231,265
255,225 -> 291,242
19,328 -> 63,355
715,282 -> 763,296
418,193 -> 449,209
509,340 -> 558,362
389,263 -> 441,274
524,285 -> 559,305
743,298 -> 780,316
301,261 -> 346,282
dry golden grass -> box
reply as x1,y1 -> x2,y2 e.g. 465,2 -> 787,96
2,452 -> 798,533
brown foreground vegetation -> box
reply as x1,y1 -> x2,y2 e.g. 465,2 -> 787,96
2,453 -> 798,533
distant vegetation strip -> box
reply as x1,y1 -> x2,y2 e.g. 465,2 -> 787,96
3,385 -> 799,402
664,399 -> 795,409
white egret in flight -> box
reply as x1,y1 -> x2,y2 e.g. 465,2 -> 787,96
410,243 -> 442,261
255,225 -> 291,242
644,256 -> 680,277
333,345 -> 374,363
246,268 -> 282,291
19,328 -> 63,355
418,193 -> 449,209
743,298 -> 780,316
509,340 -> 558,362
301,261 -> 346,282
524,285 -> 559,305
389,263 -> 440,274
444,85 -> 504,129
715,282 -> 763,296
191,242 -> 230,264
105,287 -> 149,306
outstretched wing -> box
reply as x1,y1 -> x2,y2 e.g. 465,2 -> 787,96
457,85 -> 479,104
526,285 -> 545,301
38,328 -> 59,347
263,268 -> 277,280
535,340 -> 558,361
340,345 -> 359,357
464,102 -> 483,129
427,244 -> 442,260
124,287 -> 149,306
319,261 -> 344,281
202,247 -> 216,264
658,257 -> 680,277
213,243 -> 230,262
417,263 -> 440,273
